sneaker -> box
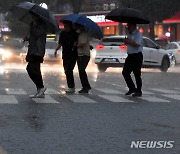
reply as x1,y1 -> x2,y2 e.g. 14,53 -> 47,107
35,87 -> 47,98
30,89 -> 41,98
33,93 -> 45,98
125,90 -> 136,95
65,88 -> 75,93
132,92 -> 142,97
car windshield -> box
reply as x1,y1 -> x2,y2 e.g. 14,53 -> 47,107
163,43 -> 171,50
1,38 -> 24,48
101,38 -> 124,46
46,41 -> 57,49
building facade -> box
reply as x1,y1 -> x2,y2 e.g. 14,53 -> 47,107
53,1 -> 180,41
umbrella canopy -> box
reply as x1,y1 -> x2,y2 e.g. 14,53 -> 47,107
60,14 -> 103,40
105,8 -> 150,24
10,1 -> 59,33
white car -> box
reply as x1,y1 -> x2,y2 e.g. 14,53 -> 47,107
0,39 -> 24,63
95,36 -> 170,72
20,40 -> 61,63
163,41 -> 180,65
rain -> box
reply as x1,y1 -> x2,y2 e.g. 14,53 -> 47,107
0,0 -> 180,154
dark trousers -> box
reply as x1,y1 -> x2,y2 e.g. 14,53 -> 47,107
63,56 -> 77,88
26,62 -> 44,90
122,52 -> 143,93
77,56 -> 91,89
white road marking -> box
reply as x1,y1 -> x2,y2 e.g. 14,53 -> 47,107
151,88 -> 180,94
99,95 -> 133,102
32,95 -> 59,104
96,88 -> 123,94
0,95 -> 18,104
162,94 -> 180,101
5,88 -> 27,95
65,94 -> 97,103
139,96 -> 170,102
44,88 -> 59,95
142,91 -> 153,95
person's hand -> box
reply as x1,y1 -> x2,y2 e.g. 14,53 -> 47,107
54,50 -> 57,57
90,45 -> 93,50
23,36 -> 29,42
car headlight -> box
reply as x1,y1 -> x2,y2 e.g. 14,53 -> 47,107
0,48 -> 4,54
3,51 -> 12,58
0,48 -> 12,58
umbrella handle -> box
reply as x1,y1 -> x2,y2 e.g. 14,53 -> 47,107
23,31 -> 30,43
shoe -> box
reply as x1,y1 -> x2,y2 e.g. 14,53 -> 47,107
65,88 -> 75,94
33,93 -> 45,98
86,87 -> 91,91
30,89 -> 41,98
78,88 -> 91,94
35,87 -> 47,98
132,92 -> 142,97
125,90 -> 136,95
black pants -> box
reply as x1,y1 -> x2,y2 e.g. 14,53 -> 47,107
63,56 -> 77,88
122,52 -> 143,93
77,56 -> 91,89
26,62 -> 44,90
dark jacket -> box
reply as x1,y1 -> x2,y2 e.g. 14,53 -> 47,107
26,20 -> 47,61
58,29 -> 78,59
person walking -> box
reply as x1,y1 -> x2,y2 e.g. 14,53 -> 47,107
54,20 -> 78,93
121,23 -> 143,97
23,12 -> 47,98
74,24 -> 91,94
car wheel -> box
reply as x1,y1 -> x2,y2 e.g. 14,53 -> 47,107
160,57 -> 170,72
97,64 -> 107,72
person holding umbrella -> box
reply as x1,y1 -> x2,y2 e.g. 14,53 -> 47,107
74,23 -> 91,94
23,12 -> 47,98
54,20 -> 78,93
10,1 -> 59,97
121,23 -> 143,97
106,7 -> 150,97
58,14 -> 103,94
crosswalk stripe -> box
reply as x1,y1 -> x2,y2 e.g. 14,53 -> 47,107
139,96 -> 170,102
5,88 -> 27,95
151,88 -> 180,94
0,95 -> 18,104
142,91 -> 153,95
162,94 -> 180,101
98,95 -> 133,102
44,88 -> 59,95
32,95 -> 59,104
1,87 -> 180,104
65,94 -> 97,103
96,88 -> 122,94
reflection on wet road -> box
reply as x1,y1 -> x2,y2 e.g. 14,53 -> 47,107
0,61 -> 180,75
0,62 -> 180,154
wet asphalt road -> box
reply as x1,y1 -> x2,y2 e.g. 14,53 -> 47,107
0,63 -> 180,154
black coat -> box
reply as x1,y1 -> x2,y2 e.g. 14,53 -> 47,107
27,20 -> 47,58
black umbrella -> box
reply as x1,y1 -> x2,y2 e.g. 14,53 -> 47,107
105,7 -> 150,24
9,1 -> 59,33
